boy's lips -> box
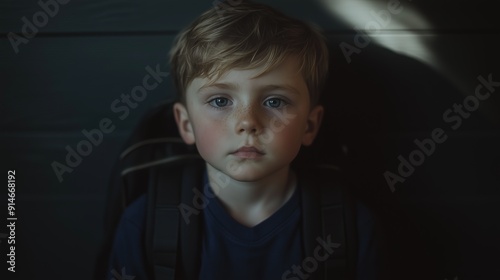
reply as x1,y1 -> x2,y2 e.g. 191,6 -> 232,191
230,146 -> 265,159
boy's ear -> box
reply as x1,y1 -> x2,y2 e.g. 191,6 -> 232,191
173,102 -> 195,145
302,105 -> 324,146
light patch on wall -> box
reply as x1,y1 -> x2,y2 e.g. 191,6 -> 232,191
318,0 -> 439,70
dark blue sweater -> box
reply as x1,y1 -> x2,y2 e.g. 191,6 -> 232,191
107,173 -> 379,280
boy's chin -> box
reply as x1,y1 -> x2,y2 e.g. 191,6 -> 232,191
207,161 -> 289,183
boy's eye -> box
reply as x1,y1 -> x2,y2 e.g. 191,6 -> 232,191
208,97 -> 232,107
264,98 -> 286,108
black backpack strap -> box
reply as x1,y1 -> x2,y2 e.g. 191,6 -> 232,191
178,159 -> 205,280
300,167 -> 323,280
144,155 -> 204,280
300,165 -> 358,280
319,166 -> 358,280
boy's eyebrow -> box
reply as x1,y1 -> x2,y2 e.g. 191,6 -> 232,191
197,82 -> 300,95
198,82 -> 239,93
259,84 -> 300,95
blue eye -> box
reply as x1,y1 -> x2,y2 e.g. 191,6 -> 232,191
208,97 -> 232,108
264,98 -> 286,108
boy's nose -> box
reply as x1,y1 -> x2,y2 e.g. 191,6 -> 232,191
235,107 -> 263,135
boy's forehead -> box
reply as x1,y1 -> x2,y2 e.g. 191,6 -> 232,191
188,55 -> 307,94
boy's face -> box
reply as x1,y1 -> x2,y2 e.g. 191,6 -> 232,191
174,55 -> 323,182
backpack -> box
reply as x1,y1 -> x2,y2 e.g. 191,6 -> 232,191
93,100 -> 359,280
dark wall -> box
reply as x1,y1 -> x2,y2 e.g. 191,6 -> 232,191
1,0 -> 499,279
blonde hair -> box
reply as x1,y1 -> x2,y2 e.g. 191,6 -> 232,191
169,1 -> 329,106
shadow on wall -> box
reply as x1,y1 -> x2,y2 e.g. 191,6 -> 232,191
300,1 -> 500,278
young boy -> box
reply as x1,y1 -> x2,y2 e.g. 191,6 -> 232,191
107,1 -> 380,279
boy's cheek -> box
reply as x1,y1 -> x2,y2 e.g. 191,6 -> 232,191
276,129 -> 304,152
193,122 -> 226,159
195,140 -> 216,160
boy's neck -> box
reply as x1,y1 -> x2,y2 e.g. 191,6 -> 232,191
206,163 -> 297,228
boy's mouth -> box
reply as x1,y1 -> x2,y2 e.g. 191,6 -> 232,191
230,146 -> 265,159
